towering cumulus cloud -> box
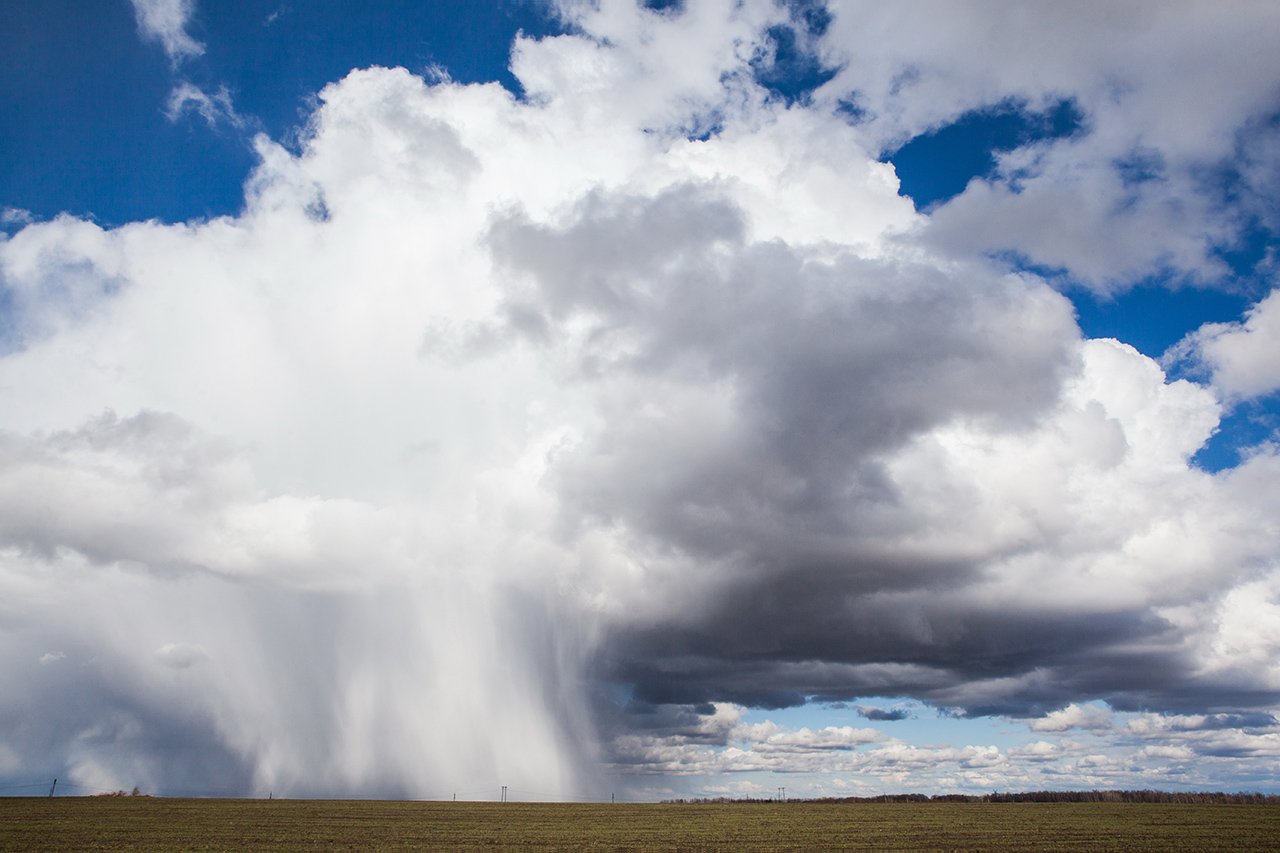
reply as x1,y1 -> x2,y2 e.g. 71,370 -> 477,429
2,0 -> 1280,796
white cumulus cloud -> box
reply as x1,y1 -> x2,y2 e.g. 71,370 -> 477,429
1168,288 -> 1280,401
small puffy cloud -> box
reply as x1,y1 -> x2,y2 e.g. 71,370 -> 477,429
1008,740 -> 1062,761
129,0 -> 204,62
38,651 -> 66,665
857,705 -> 911,722
1126,712 -> 1280,736
1167,288 -> 1280,401
1136,744 -> 1195,761
1029,703 -> 1114,733
747,725 -> 883,753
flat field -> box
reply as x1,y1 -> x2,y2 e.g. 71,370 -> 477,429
3,798 -> 1279,851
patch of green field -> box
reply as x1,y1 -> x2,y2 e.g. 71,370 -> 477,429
2,798 -> 1278,851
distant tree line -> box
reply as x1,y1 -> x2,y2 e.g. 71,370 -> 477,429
91,787 -> 150,798
666,790 -> 1279,805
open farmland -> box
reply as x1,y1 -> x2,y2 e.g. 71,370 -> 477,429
3,798 -> 1279,851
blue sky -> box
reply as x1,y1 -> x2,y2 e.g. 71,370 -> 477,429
1,1 -> 564,225
2,0 -> 1280,800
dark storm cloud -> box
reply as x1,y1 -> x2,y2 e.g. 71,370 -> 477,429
601,580 -> 1280,721
856,706 -> 911,722
487,182 -> 1280,728
490,184 -> 1076,556
594,698 -> 726,742
1187,713 -> 1279,730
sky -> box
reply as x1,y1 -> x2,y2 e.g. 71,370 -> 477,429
2,0 -> 1280,801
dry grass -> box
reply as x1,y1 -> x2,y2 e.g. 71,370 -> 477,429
3,797 -> 1279,851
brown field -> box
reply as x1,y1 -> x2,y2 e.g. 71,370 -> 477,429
3,797 -> 1279,851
